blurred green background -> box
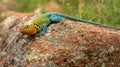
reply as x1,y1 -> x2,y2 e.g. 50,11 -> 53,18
0,0 -> 120,28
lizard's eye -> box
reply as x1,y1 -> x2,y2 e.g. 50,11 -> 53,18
26,25 -> 29,28
25,25 -> 32,29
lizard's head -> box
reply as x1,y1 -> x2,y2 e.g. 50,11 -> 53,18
19,25 -> 37,35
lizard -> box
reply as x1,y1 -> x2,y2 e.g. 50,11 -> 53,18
19,12 -> 120,36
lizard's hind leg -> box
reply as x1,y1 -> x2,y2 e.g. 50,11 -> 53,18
35,24 -> 47,37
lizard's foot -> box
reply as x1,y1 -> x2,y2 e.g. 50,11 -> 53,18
35,32 -> 45,37
35,24 -> 47,37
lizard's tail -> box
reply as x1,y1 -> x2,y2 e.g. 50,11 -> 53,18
49,12 -> 120,30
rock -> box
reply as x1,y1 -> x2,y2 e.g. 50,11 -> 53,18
0,12 -> 120,67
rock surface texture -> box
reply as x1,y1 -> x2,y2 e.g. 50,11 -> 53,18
0,13 -> 120,67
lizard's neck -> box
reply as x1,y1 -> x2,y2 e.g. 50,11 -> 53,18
31,24 -> 39,30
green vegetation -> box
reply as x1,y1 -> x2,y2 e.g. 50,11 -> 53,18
78,0 -> 120,27
11,0 -> 120,27
12,0 -> 41,12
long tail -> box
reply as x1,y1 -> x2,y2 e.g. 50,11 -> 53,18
48,12 -> 120,30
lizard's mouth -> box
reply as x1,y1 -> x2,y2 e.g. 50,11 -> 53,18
19,25 -> 37,35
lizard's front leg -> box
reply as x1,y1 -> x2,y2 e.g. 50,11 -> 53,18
50,15 -> 65,22
35,24 -> 47,37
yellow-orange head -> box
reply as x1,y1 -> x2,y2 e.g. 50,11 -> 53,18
19,25 -> 37,35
